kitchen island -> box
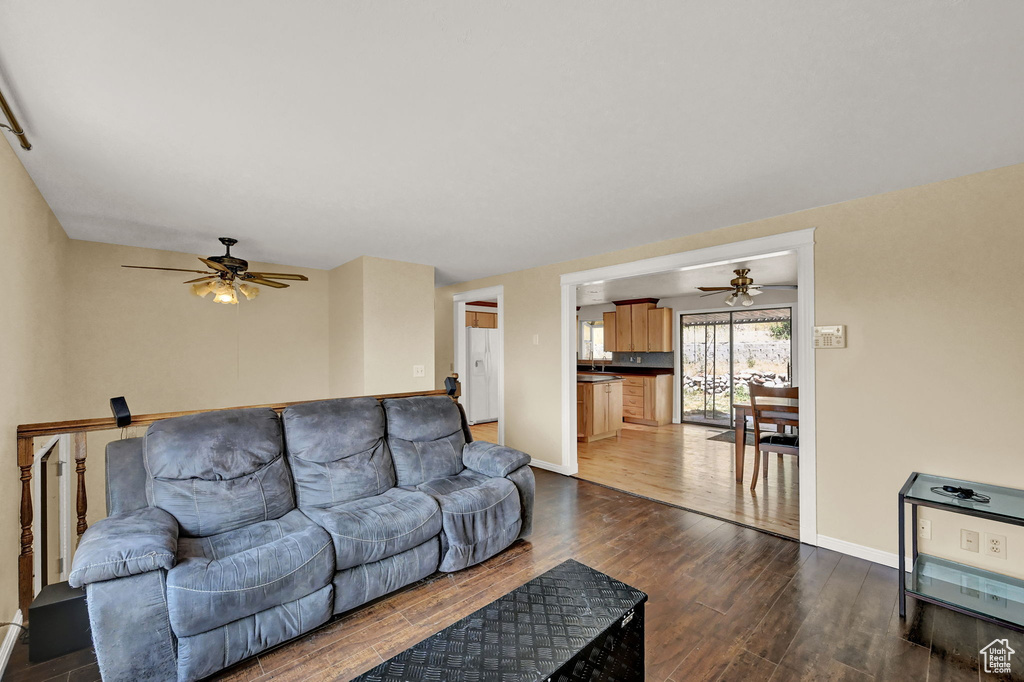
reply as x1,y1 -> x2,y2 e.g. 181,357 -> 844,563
578,366 -> 673,426
577,374 -> 624,442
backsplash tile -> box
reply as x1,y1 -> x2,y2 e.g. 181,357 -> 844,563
610,351 -> 674,368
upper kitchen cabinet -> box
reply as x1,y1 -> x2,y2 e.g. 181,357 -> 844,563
647,307 -> 673,352
606,301 -> 673,352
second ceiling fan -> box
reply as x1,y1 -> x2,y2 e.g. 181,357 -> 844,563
696,268 -> 796,307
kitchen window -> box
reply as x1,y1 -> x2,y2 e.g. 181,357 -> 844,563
580,320 -> 613,361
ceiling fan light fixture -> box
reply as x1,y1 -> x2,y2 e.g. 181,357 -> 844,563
739,292 -> 754,306
238,282 -> 260,300
191,281 -> 215,298
725,293 -> 738,307
212,281 -> 238,305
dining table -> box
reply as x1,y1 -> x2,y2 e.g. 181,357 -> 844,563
732,394 -> 799,483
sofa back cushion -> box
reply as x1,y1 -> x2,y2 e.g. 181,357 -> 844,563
283,397 -> 397,507
383,396 -> 465,487
144,408 -> 294,537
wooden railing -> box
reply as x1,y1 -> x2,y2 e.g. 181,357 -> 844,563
16,377 -> 460,615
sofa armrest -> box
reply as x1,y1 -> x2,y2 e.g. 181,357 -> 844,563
69,506 -> 178,588
463,441 -> 531,478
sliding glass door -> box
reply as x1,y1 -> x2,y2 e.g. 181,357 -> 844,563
681,308 -> 792,426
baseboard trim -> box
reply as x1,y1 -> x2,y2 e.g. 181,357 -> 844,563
529,460 -> 576,476
816,535 -> 901,569
0,609 -> 23,677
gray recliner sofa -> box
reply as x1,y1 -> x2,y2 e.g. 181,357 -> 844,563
68,395 -> 534,682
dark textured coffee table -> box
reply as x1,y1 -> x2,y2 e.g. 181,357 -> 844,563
353,559 -> 648,682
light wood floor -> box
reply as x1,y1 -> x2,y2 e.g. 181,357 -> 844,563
575,422 -> 800,539
4,471 -> 999,682
468,420 -> 498,443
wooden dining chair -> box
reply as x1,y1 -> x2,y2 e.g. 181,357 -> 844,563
749,384 -> 799,491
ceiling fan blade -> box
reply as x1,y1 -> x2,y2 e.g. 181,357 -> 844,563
182,275 -> 219,284
244,272 -> 309,281
199,257 -> 230,273
245,278 -> 289,289
700,291 -> 730,298
696,287 -> 733,292
754,285 -> 798,290
122,265 -> 212,274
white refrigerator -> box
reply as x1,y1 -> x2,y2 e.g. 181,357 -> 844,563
465,327 -> 499,424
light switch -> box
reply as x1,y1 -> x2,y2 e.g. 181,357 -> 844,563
813,325 -> 846,349
532,334 -> 539,345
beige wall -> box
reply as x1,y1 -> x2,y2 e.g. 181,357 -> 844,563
329,257 -> 365,397
65,240 -> 331,417
0,138 -> 70,621
436,162 -> 1024,559
330,256 -> 435,397
362,257 -> 435,395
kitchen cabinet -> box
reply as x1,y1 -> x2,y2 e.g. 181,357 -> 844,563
605,303 -> 673,352
646,307 -> 673,352
466,311 -> 497,328
577,379 -> 623,442
621,374 -> 673,426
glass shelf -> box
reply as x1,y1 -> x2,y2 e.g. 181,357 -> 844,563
906,554 -> 1024,629
903,473 -> 1024,526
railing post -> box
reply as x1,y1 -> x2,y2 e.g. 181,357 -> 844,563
74,431 -> 87,540
18,435 -> 34,615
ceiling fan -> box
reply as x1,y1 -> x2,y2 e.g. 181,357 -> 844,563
122,237 -> 308,304
696,268 -> 797,307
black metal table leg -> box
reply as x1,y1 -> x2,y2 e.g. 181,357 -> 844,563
899,492 -> 906,618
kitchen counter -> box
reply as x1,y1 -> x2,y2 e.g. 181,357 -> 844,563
576,374 -> 625,383
577,365 -> 674,376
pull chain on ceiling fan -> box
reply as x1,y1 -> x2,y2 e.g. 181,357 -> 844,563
695,268 -> 797,307
122,237 -> 308,304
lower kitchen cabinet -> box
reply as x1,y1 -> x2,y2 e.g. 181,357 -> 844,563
577,380 -> 624,442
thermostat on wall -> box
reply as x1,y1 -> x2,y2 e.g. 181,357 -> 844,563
814,325 -> 846,349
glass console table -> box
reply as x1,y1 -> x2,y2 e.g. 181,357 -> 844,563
899,472 -> 1024,631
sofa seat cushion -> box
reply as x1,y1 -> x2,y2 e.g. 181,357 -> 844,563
332,538 -> 439,615
303,488 -> 441,571
176,585 -> 333,682
167,510 -> 333,637
416,472 -> 522,572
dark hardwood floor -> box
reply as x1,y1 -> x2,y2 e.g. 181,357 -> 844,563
4,469 -> 1017,681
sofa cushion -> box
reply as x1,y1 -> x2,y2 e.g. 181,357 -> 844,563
416,472 -> 522,572
303,488 -> 441,571
69,506 -> 178,588
283,397 -> 396,507
332,539 -> 439,614
383,396 -> 466,487
176,585 -> 333,682
167,509 -> 333,637
462,441 -> 531,478
145,408 -> 294,537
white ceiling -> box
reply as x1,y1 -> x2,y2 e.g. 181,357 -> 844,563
576,252 -> 797,306
1,2 -> 1021,285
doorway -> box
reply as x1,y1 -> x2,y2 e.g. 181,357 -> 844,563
453,286 -> 504,445
560,229 -> 817,544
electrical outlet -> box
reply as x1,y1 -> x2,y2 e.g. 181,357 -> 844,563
985,533 -> 1007,560
412,365 -> 425,378
961,529 -> 980,553
918,518 -> 932,540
